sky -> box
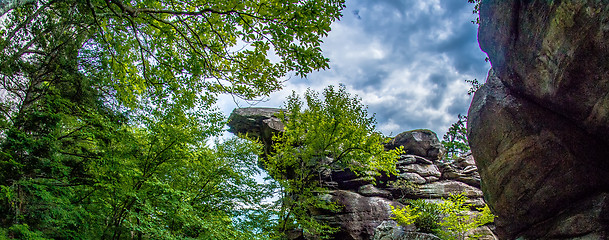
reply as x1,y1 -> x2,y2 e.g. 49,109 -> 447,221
219,0 -> 490,139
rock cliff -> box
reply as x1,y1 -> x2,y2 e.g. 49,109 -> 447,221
228,108 -> 496,240
469,0 -> 609,239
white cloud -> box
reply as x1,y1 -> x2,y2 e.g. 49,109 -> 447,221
220,0 -> 490,140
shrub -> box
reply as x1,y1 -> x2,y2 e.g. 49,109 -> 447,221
392,193 -> 496,240
390,205 -> 420,226
408,199 -> 442,233
437,193 -> 496,240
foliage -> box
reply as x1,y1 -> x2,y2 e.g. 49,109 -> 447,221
1,0 -> 345,112
436,193 -> 496,240
442,114 -> 470,159
390,205 -> 420,227
408,199 -> 442,234
268,85 -> 401,238
393,194 -> 495,240
468,0 -> 482,24
5,224 -> 50,240
465,79 -> 483,96
0,0 -> 346,238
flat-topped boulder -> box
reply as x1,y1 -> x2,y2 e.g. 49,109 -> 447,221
227,107 -> 284,152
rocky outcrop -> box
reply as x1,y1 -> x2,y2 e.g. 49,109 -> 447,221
227,107 -> 284,147
469,1 -> 609,239
228,108 -> 495,240
385,130 -> 445,160
320,190 -> 400,240
437,153 -> 481,188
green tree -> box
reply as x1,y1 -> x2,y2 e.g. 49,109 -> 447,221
442,114 -> 469,159
0,0 -> 345,238
267,85 -> 401,238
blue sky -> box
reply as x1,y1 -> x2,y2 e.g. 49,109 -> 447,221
219,0 -> 490,138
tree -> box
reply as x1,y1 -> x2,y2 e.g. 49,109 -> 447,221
267,85 -> 401,238
0,0 -> 345,238
442,114 -> 469,160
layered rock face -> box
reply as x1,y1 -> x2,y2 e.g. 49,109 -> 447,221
469,1 -> 609,239
228,108 -> 495,240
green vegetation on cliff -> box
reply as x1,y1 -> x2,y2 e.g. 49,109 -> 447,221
268,85 -> 402,238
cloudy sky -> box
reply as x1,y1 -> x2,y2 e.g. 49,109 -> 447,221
219,0 -> 490,138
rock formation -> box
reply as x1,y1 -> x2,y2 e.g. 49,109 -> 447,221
228,108 -> 496,240
469,1 -> 609,239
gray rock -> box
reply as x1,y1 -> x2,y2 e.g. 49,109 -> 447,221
385,130 -> 445,160
227,107 -> 284,157
397,172 -> 426,185
372,221 -> 406,240
372,221 -> 440,240
404,180 -> 483,199
398,164 -> 441,178
396,155 -> 432,166
469,69 -> 609,239
320,190 -> 401,240
455,153 -> 476,169
359,184 -> 393,199
468,226 -> 498,240
423,176 -> 439,183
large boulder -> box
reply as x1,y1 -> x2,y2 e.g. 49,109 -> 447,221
318,190 -> 401,240
470,1 -> 609,238
385,130 -> 445,160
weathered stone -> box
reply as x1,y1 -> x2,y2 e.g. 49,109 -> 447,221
467,226 -> 498,240
404,180 -> 483,199
436,158 -> 481,188
518,193 -> 609,239
479,0 -> 609,140
340,177 -> 374,190
398,164 -> 441,178
385,130 -> 445,160
468,69 -> 609,239
319,190 -> 401,240
423,176 -> 439,183
455,152 -> 476,169
372,221 -> 440,240
227,107 -> 284,155
396,155 -> 432,166
397,172 -> 426,185
474,2 -> 609,237
359,184 -> 393,199
372,221 -> 406,240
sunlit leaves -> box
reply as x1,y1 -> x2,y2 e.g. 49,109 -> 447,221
267,85 -> 400,238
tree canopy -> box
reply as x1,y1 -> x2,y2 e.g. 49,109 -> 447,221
0,0 -> 345,238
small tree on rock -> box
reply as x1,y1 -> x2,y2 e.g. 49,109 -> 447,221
267,85 -> 401,238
